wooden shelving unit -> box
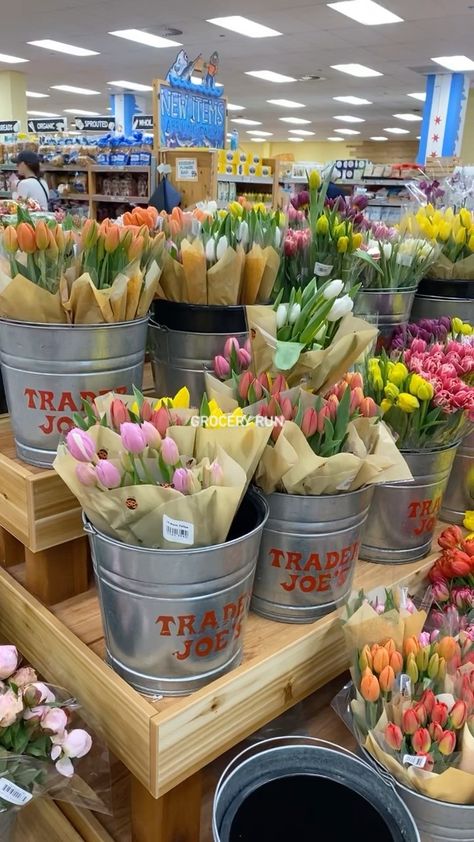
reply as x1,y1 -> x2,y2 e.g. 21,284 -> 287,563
0,541 -> 438,841
217,157 -> 279,208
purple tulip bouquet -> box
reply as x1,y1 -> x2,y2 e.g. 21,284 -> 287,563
53,412 -> 271,549
0,644 -> 108,829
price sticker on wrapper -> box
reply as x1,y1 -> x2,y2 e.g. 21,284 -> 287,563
0,778 -> 33,806
314,262 -> 333,277
403,755 -> 427,769
163,515 -> 195,546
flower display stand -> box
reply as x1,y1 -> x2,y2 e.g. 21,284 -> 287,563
0,541 -> 441,842
14,798 -> 87,841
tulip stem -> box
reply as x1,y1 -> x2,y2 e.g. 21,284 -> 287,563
138,455 -> 154,485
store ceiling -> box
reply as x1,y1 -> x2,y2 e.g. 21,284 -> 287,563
4,0 -> 474,141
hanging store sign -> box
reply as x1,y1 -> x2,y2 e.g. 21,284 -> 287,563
27,118 -> 67,133
74,116 -> 116,132
0,120 -> 20,134
133,115 -> 154,130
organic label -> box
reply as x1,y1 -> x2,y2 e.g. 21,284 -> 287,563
163,514 -> 194,545
0,778 -> 33,806
402,755 -> 426,768
314,262 -> 333,276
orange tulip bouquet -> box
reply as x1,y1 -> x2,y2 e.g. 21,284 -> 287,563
0,211 -> 163,323
334,584 -> 474,804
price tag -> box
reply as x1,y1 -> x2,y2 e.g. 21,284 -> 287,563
403,755 -> 426,768
163,515 -> 194,546
396,673 -> 412,696
314,262 -> 333,276
396,252 -> 414,267
0,778 -> 33,806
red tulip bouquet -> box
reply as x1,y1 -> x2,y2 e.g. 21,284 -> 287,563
336,584 -> 474,804
428,524 -> 474,637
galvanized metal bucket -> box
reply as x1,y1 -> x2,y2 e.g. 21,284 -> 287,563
411,278 -> 474,323
0,316 -> 148,467
362,748 -> 474,842
354,287 -> 417,338
361,444 -> 458,564
251,486 -> 374,623
441,431 -> 474,524
149,300 -> 248,405
84,488 -> 269,696
213,737 -> 420,842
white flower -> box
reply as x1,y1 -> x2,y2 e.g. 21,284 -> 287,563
207,200 -> 217,214
51,728 -> 93,778
276,303 -> 289,328
327,294 -> 353,322
216,235 -> 228,261
237,220 -> 249,247
382,243 -> 393,259
288,303 -> 301,324
205,238 -> 216,262
322,279 -> 344,300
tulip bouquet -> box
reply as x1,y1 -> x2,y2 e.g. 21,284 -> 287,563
336,586 -> 474,804
53,409 -> 271,548
74,386 -> 193,434
428,524 -> 474,633
388,317 -> 473,354
363,341 -> 474,449
360,224 -> 439,290
213,336 -> 252,382
400,205 -> 474,280
0,643 -> 110,825
0,212 -> 163,324
158,204 -> 285,305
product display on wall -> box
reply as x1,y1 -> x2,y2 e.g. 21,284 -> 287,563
0,3 -> 474,841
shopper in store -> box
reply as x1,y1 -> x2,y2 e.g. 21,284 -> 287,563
12,151 -> 50,210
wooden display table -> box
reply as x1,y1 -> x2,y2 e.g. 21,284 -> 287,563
0,546 -> 437,842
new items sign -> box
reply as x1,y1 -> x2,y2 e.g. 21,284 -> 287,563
159,82 -> 225,148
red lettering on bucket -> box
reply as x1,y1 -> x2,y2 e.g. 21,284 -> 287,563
269,548 -> 285,568
272,542 -> 360,594
159,591 -> 251,661
407,496 -> 442,536
23,385 -> 128,436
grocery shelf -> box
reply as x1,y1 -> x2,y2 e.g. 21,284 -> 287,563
43,165 -> 89,172
218,174 -> 273,184
91,194 -> 148,203
90,165 -> 151,173
0,190 -> 12,197
56,193 -> 90,201
340,178 -> 409,186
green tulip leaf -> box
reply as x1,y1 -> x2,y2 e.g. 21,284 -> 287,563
274,340 -> 305,371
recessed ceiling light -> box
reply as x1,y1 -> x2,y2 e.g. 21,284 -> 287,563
328,1 -> 403,25
108,80 -> 153,92
250,137 -> 266,142
416,135 -> 421,140
27,110 -> 60,117
190,75 -> 223,88
333,95 -> 372,105
227,103 -> 245,111
64,109 -> 101,116
331,63 -> 382,77
431,55 -> 474,72
384,127 -> 410,133
407,92 -> 426,102
245,70 -> 297,83
267,98 -> 305,108
393,113 -> 422,121
334,115 -> 365,122
52,85 -> 100,95
370,136 -> 388,140
279,116 -> 311,124
327,137 -> 345,141
28,39 -> 98,56
288,137 -> 304,142
26,91 -> 49,98
289,129 -> 315,135
207,16 -> 281,37
109,29 -> 181,47
231,117 -> 262,125
334,128 -> 360,134
0,53 -> 28,64
246,130 -> 273,135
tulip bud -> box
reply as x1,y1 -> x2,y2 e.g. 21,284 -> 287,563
82,218 -> 99,250
301,407 -> 318,438
224,336 -> 240,360
276,303 -> 289,329
289,303 -> 301,324
66,429 -> 96,462
271,374 -> 288,395
323,279 -> 344,300
120,422 -> 147,454
379,665 -> 395,694
427,653 -> 439,680
75,463 -> 97,487
412,728 -> 431,755
237,347 -> 251,369
141,421 -> 162,449
359,397 -> 378,418
172,467 -> 192,494
373,647 -> 389,675
349,386 -> 364,414
431,702 -> 449,727
359,644 -> 373,673
16,222 -> 36,254
414,702 -> 427,725
34,220 -> 50,251
404,636 -> 419,657
416,646 -> 430,673
110,398 -> 129,428
437,729 -> 456,756
360,672 -> 380,703
308,169 -> 321,191
406,654 -> 419,684
390,651 -> 403,675
95,459 -> 121,489
384,722 -> 403,752
161,436 -> 180,466
420,689 -> 436,716
238,370 -> 253,401
437,636 -> 457,662
450,700 -> 468,729
402,708 -> 419,736
214,355 -> 230,379
429,721 -> 444,742
2,226 -> 18,254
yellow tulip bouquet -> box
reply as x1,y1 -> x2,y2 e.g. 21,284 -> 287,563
400,206 -> 474,280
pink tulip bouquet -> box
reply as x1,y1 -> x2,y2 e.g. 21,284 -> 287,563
0,644 -> 99,819
53,414 -> 271,549
213,336 -> 252,381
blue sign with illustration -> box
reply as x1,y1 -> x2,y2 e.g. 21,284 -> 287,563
159,50 -> 226,148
